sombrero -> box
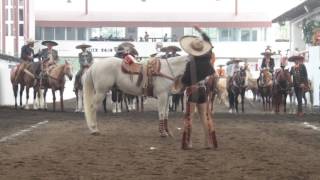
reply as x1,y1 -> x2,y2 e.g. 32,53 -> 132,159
288,55 -> 304,62
261,48 -> 275,56
160,47 -> 168,52
166,45 -> 181,52
41,40 -> 58,46
150,53 -> 158,57
118,42 -> 135,48
226,59 -> 243,65
217,64 -> 225,67
76,43 -> 91,49
25,38 -> 35,45
179,35 -> 212,57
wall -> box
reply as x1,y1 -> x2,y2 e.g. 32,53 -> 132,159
307,46 -> 320,106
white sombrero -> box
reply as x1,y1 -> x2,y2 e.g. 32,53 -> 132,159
179,35 -> 212,57
25,38 -> 35,45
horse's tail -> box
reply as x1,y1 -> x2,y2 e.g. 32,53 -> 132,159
83,69 -> 98,133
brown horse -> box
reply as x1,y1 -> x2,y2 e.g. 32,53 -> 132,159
273,68 -> 292,113
43,61 -> 73,111
10,62 -> 42,109
258,69 -> 273,111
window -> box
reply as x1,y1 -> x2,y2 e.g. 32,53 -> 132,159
55,27 -> 65,40
19,9 -> 24,21
77,28 -> 86,40
5,24 -> 13,36
252,30 -> 257,41
19,0 -> 24,6
35,26 -> 42,40
44,27 -> 54,40
19,24 -> 24,36
66,27 -> 76,40
241,30 -> 250,41
219,29 -> 229,41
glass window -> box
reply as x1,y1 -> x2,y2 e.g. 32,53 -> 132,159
66,27 -> 76,40
19,9 -> 24,21
5,24 -> 9,36
44,27 -> 54,40
252,30 -> 257,41
241,30 -> 250,41
19,24 -> 24,36
219,29 -> 229,41
230,29 -> 239,41
77,28 -> 86,40
35,26 -> 42,40
55,27 -> 65,40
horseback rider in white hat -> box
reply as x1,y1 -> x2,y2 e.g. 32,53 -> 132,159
178,25 -> 217,150
15,38 -> 38,82
74,43 -> 93,91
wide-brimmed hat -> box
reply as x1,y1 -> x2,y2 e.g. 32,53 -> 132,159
217,64 -> 226,67
76,43 -> 91,49
179,35 -> 212,57
161,45 -> 181,52
288,55 -> 304,62
261,48 -> 275,56
118,42 -> 135,48
150,53 -> 158,57
25,38 -> 35,45
226,59 -> 243,65
41,40 -> 58,46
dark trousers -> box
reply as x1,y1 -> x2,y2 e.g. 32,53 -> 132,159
294,86 -> 303,113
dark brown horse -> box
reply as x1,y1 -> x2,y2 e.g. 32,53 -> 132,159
228,68 -> 248,113
43,61 -> 73,111
10,62 -> 42,109
273,68 -> 292,113
258,69 -> 273,111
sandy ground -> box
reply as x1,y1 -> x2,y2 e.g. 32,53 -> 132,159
0,98 -> 320,180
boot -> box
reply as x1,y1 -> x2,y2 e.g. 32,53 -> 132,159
181,127 -> 192,150
117,102 -> 122,113
210,131 -> 218,149
159,119 -> 168,137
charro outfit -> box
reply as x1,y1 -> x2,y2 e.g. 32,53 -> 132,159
290,62 -> 308,115
74,50 -> 93,90
179,28 -> 217,149
15,43 -> 37,82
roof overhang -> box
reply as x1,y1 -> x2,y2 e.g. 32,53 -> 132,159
272,0 -> 320,23
35,11 -> 272,28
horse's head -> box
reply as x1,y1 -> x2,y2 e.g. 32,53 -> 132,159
64,60 -> 73,81
275,68 -> 292,92
234,68 -> 247,88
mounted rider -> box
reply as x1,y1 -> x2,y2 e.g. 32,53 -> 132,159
288,54 -> 308,117
177,25 -> 217,149
15,39 -> 38,82
39,40 -> 59,72
258,47 -> 275,86
226,58 -> 242,88
74,43 -> 93,91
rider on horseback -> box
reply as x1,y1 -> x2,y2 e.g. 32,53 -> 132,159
289,54 -> 308,117
258,47 -> 275,87
74,43 -> 93,91
15,39 -> 38,82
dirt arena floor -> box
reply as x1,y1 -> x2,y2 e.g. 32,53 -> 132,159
1,97 -> 320,180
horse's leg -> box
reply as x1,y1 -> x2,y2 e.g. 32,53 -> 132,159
283,94 -> 287,113
25,86 -> 30,110
310,90 -> 314,112
198,102 -> 217,149
241,92 -> 245,113
158,93 -> 170,137
13,84 -> 18,109
75,89 -> 79,112
102,95 -> 107,113
234,93 -> 239,113
141,96 -> 144,112
33,87 -> 38,110
52,89 -> 56,111
19,85 -> 24,108
228,90 -> 234,113
181,94 -> 184,112
182,102 -> 196,149
60,88 -> 64,112
43,88 -> 48,110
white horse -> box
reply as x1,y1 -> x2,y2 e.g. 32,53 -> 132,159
83,56 -> 189,136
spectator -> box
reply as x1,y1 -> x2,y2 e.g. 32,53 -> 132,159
163,33 -> 168,42
144,32 -> 149,42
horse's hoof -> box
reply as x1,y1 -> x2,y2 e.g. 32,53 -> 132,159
90,131 -> 100,136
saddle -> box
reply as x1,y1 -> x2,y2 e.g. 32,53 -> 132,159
121,57 -> 162,97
